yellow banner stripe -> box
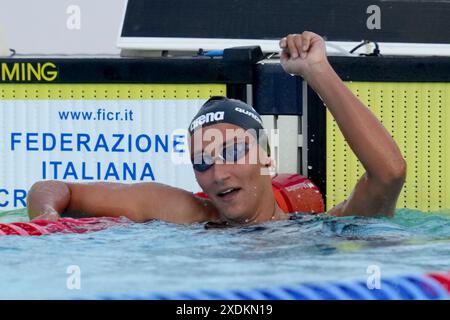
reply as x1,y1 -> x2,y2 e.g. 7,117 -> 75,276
326,82 -> 450,213
0,84 -> 226,100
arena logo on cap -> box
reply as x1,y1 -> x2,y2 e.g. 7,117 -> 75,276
189,111 -> 225,132
234,107 -> 262,125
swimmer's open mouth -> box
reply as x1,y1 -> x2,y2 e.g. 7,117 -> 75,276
217,187 -> 241,198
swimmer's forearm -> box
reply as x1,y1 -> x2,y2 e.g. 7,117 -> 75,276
304,62 -> 406,184
27,180 -> 71,219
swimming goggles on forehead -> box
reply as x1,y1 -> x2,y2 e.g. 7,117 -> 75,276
192,141 -> 255,172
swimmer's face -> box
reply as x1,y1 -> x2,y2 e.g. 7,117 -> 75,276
190,123 -> 273,222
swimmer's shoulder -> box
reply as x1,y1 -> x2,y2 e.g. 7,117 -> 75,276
192,193 -> 221,222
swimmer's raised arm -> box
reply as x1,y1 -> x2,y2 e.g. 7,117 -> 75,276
27,180 -> 218,223
280,32 -> 406,217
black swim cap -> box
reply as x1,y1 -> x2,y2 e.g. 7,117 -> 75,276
188,96 -> 270,155
188,96 -> 264,134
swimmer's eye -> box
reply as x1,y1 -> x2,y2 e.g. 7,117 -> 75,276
223,142 -> 249,162
192,142 -> 252,172
192,153 -> 215,172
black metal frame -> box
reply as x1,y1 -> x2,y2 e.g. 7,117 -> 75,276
0,57 -> 255,84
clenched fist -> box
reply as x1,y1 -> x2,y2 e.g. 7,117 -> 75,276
279,31 -> 329,79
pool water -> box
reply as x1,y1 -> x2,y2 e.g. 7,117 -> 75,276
0,208 -> 449,299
